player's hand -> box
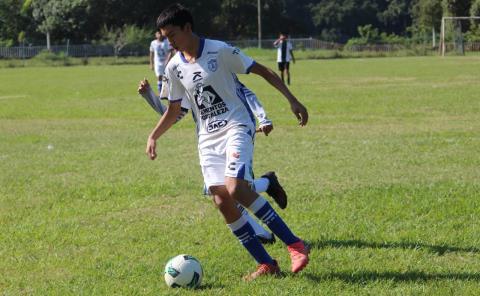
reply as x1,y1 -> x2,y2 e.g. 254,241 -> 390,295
138,78 -> 150,94
256,124 -> 273,136
290,100 -> 308,126
146,137 -> 157,160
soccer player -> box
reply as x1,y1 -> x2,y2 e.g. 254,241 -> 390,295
147,3 -> 309,281
150,30 -> 172,94
138,79 -> 287,244
273,32 -> 295,85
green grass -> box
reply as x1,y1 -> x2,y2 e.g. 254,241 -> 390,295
1,56 -> 480,295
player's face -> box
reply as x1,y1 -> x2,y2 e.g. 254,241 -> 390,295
160,24 -> 191,51
155,31 -> 162,40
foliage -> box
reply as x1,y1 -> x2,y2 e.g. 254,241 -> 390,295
345,24 -> 408,48
412,0 -> 443,30
31,49 -> 72,65
96,24 -> 151,56
31,0 -> 90,42
2,0 -> 480,46
465,0 -> 480,41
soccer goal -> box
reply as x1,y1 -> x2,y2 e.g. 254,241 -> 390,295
440,16 -> 480,56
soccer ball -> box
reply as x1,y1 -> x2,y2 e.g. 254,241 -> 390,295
164,254 -> 203,288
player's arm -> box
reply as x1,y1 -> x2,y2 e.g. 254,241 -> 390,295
146,101 -> 181,160
250,63 -> 308,126
146,63 -> 186,160
138,79 -> 167,115
243,90 -> 273,136
290,50 -> 295,63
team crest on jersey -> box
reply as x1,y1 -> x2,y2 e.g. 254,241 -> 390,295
207,58 -> 218,72
173,64 -> 183,79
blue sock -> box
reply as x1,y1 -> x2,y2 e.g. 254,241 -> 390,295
227,216 -> 273,264
157,81 -> 162,94
249,196 -> 300,245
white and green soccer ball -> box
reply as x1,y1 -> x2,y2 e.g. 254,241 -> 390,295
164,254 -> 203,289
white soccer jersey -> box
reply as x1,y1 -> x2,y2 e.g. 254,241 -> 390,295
150,39 -> 171,66
275,40 -> 293,62
165,39 -> 257,143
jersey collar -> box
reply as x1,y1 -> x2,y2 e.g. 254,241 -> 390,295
180,38 -> 205,63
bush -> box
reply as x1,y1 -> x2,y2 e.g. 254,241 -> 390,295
31,50 -> 72,66
95,24 -> 152,56
345,24 -> 409,50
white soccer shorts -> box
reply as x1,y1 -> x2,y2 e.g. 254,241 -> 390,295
199,125 -> 254,189
154,64 -> 166,77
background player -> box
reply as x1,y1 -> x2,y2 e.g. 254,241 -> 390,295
273,32 -> 295,85
149,30 -> 173,94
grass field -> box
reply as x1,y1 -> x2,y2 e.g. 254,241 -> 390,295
1,56 -> 479,295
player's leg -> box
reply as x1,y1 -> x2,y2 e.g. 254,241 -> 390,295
203,184 -> 275,244
237,203 -> 275,244
209,185 -> 280,280
278,62 -> 285,83
225,127 -> 309,273
201,147 -> 279,280
157,75 -> 163,94
256,172 -> 287,209
154,64 -> 165,94
285,62 -> 290,85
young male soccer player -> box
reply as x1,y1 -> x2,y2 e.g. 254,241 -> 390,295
273,32 -> 295,85
138,79 -> 287,244
147,3 -> 309,280
150,30 -> 173,94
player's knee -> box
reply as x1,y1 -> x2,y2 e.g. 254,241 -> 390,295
225,181 -> 247,200
212,194 -> 232,212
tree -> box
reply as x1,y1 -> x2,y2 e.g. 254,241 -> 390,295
0,0 -> 36,46
378,0 -> 414,35
98,24 -> 151,56
466,0 -> 480,41
310,0 -> 383,42
31,0 -> 89,49
412,0 -> 443,45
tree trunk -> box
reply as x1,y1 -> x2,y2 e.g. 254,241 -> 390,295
46,31 -> 51,50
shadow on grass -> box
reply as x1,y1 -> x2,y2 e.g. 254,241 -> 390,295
308,239 -> 480,255
304,270 -> 480,283
196,282 -> 225,290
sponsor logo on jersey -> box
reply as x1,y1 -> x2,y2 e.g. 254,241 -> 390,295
232,48 -> 240,55
207,120 -> 228,133
207,58 -> 218,72
231,151 -> 240,159
194,84 -> 229,120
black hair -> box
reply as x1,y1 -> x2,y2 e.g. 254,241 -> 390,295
280,31 -> 289,37
156,3 -> 194,31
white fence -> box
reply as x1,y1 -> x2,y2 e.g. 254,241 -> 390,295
0,44 -> 147,59
1,38 -> 480,59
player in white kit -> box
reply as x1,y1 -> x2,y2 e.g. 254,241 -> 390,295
147,4 -> 309,281
273,32 -> 295,85
150,31 -> 172,94
138,79 -> 287,244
